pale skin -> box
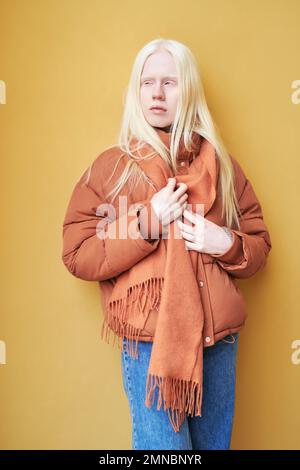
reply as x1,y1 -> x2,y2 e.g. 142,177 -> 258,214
139,48 -> 234,256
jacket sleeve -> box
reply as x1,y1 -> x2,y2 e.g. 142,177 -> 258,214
61,168 -> 161,282
210,156 -> 272,279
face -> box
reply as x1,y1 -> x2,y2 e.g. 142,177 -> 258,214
140,49 -> 179,131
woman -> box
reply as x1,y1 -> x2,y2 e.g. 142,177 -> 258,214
61,38 -> 272,450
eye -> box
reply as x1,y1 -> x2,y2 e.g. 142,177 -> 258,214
141,80 -> 176,86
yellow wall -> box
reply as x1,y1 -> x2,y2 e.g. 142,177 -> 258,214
0,0 -> 299,450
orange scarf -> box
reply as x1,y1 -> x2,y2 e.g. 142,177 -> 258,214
101,128 -> 218,432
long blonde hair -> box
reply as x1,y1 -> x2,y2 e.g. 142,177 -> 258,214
104,38 -> 242,229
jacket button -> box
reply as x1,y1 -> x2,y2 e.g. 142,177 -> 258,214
180,161 -> 186,167
199,280 -> 204,287
205,336 -> 211,343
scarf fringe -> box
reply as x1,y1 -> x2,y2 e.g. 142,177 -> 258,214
108,276 -> 164,320
100,275 -> 203,434
145,373 -> 203,433
100,276 -> 164,359
100,314 -> 142,359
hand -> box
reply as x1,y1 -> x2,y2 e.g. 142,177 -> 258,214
177,208 -> 234,255
150,178 -> 189,227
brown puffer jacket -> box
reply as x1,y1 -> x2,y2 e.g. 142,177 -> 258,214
61,145 -> 272,346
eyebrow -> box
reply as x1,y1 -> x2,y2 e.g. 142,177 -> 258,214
141,76 -> 178,81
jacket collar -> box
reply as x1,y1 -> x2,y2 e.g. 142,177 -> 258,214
153,127 -> 202,164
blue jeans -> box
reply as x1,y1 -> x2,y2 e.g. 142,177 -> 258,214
121,332 -> 239,450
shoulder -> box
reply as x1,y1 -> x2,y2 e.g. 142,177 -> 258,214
77,145 -> 128,193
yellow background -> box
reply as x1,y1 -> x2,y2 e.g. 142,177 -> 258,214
0,0 -> 299,449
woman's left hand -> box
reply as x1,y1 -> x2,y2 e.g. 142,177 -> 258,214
176,208 -> 234,255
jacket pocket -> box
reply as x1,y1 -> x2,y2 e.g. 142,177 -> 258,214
204,262 -> 248,332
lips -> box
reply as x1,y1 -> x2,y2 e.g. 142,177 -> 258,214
150,106 -> 167,111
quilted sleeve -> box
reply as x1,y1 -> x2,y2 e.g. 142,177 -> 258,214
61,166 -> 161,282
211,156 -> 272,279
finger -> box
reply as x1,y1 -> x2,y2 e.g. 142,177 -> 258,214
181,201 -> 188,212
171,183 -> 188,203
179,229 -> 195,242
178,193 -> 188,205
183,208 -> 197,223
166,178 -> 177,190
177,219 -> 194,235
185,208 -> 205,222
174,200 -> 189,212
174,182 -> 188,196
172,202 -> 187,222
184,210 -> 205,234
184,240 -> 198,251
167,177 -> 176,185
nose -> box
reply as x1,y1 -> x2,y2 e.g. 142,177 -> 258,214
152,82 -> 165,100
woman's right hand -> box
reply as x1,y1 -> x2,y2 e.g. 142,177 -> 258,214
150,178 -> 189,227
